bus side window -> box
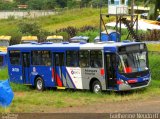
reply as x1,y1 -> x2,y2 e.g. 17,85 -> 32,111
41,51 -> 51,66
66,51 -> 78,67
31,51 -> 51,66
79,50 -> 89,68
31,51 -> 39,65
90,50 -> 102,68
9,51 -> 21,65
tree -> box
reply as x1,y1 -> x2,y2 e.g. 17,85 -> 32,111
90,0 -> 107,8
143,0 -> 160,20
81,0 -> 91,7
67,0 -> 77,9
0,0 -> 17,10
27,0 -> 44,10
14,0 -> 29,4
56,0 -> 67,8
27,0 -> 56,10
43,0 -> 57,10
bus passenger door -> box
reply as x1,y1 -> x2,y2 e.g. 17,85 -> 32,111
22,52 -> 30,84
105,53 -> 117,89
53,53 -> 66,87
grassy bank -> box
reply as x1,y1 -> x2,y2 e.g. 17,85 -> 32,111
0,54 -> 160,113
0,8 -> 113,36
147,44 -> 160,52
0,68 -> 8,79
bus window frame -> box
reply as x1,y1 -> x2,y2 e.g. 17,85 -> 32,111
31,50 -> 52,66
90,50 -> 103,68
79,50 -> 90,68
66,50 -> 79,67
9,50 -> 21,66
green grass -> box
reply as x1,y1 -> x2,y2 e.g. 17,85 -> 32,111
147,44 -> 160,52
0,8 -> 113,36
0,54 -> 160,113
0,68 -> 8,79
0,80 -> 159,113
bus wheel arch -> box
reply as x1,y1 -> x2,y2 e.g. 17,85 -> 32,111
34,76 -> 45,91
89,78 -> 102,93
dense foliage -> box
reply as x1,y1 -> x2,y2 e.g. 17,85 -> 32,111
0,0 -> 145,10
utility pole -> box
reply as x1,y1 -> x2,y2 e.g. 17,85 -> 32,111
131,0 -> 134,27
99,0 -> 102,41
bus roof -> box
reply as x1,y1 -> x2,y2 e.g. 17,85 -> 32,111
8,42 -> 143,51
0,36 -> 11,41
46,35 -> 63,40
21,36 -> 38,41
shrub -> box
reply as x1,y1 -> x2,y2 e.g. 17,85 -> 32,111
18,21 -> 41,35
7,15 -> 15,21
7,30 -> 22,45
138,30 -> 160,41
56,25 -> 97,40
56,26 -> 78,39
18,21 -> 50,42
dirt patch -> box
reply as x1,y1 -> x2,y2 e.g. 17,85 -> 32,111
46,96 -> 160,113
14,92 -> 26,97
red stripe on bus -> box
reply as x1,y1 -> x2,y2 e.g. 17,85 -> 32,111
52,68 -> 63,87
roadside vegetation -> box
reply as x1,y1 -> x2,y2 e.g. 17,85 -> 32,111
0,7 -> 159,44
0,53 -> 160,113
0,8 -> 115,44
0,4 -> 160,113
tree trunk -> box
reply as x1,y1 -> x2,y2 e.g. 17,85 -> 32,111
154,0 -> 158,19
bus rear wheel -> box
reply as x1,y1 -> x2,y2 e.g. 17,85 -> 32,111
35,77 -> 44,91
92,80 -> 102,94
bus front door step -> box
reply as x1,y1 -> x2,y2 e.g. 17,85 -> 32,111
56,86 -> 66,89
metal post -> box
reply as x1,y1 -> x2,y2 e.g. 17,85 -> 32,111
131,0 -> 134,27
136,15 -> 138,41
116,15 -> 118,33
100,14 -> 102,41
99,0 -> 102,41
120,16 -> 122,41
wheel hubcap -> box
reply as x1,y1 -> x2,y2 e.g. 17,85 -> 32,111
94,84 -> 101,93
37,80 -> 42,90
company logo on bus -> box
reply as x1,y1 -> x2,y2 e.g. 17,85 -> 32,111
71,70 -> 80,75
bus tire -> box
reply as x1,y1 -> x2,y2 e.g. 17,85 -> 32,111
92,80 -> 102,94
35,77 -> 44,91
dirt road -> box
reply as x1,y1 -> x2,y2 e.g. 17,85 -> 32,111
51,96 -> 160,113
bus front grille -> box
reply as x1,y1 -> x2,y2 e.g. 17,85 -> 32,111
129,80 -> 149,88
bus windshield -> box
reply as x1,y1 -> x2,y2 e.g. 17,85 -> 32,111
118,51 -> 148,73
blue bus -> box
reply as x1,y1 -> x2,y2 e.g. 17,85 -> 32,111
7,41 -> 151,93
0,52 -> 7,68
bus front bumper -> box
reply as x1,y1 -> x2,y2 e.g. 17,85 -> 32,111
118,79 -> 151,91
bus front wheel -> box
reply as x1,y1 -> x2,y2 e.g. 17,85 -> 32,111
92,80 -> 102,94
35,77 -> 44,91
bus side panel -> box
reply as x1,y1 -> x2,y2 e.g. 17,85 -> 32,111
8,65 -> 23,84
81,68 -> 106,90
30,66 -> 55,87
61,66 -> 67,87
65,67 -> 81,89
